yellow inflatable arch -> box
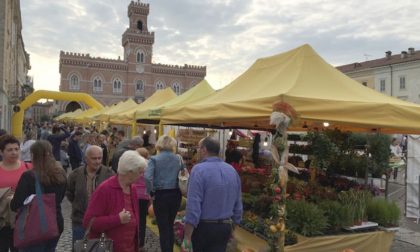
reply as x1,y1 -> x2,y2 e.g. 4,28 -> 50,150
12,90 -> 103,139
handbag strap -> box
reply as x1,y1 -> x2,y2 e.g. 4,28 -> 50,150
17,172 -> 48,240
34,172 -> 49,233
82,217 -> 108,242
83,217 -> 95,240
177,154 -> 185,171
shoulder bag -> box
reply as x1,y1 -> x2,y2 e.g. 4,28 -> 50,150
177,154 -> 189,196
74,218 -> 114,252
14,172 -> 59,248
0,187 -> 14,229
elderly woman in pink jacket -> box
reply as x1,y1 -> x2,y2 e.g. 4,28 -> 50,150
83,150 -> 147,252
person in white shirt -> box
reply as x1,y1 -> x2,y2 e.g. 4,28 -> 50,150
390,138 -> 403,179
20,131 -> 36,163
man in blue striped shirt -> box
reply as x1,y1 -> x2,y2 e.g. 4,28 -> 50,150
183,137 -> 243,252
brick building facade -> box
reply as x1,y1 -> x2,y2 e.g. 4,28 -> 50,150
59,1 -> 206,112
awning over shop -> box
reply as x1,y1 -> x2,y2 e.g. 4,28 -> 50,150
55,109 -> 83,121
93,99 -> 138,122
136,80 -> 215,124
71,107 -> 99,123
161,44 -> 420,134
110,87 -> 177,124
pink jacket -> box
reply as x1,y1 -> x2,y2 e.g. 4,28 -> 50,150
134,175 -> 150,200
83,175 -> 139,251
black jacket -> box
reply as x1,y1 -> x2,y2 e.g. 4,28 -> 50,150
68,138 -> 83,169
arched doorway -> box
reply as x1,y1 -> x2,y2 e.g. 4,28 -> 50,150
65,101 -> 82,112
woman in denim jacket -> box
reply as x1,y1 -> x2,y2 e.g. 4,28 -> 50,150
145,135 -> 184,252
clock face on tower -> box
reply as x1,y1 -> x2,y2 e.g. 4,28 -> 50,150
136,64 -> 144,73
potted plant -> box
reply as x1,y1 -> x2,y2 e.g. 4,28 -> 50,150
367,198 -> 400,228
285,200 -> 329,236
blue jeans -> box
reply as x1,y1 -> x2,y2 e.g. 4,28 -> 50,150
72,224 -> 86,247
18,237 -> 59,252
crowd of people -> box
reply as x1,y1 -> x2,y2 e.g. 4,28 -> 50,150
0,120 -> 244,252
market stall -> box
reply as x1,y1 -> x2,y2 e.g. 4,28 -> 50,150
157,44 -> 420,251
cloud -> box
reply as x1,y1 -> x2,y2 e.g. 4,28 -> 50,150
21,0 -> 420,91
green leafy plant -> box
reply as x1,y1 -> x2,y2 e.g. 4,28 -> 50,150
286,200 -> 328,236
367,134 -> 391,177
304,130 -> 391,178
367,198 -> 400,227
319,200 -> 353,231
338,189 -> 372,225
306,131 -> 338,170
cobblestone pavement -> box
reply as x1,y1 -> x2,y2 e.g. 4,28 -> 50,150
388,171 -> 420,252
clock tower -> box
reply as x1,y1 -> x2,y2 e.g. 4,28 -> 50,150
122,1 -> 155,73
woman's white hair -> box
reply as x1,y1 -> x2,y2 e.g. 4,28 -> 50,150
117,150 -> 147,175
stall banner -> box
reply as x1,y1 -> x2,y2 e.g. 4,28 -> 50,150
177,129 -> 207,144
406,135 -> 420,219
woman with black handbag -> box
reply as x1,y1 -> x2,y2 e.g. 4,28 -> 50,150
82,150 -> 147,252
11,140 -> 67,251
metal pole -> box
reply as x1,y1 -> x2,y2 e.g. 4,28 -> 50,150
418,175 -> 420,224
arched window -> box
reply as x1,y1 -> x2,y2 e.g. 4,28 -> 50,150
155,80 -> 165,90
113,78 -> 122,93
93,77 -> 103,92
69,75 -> 79,90
135,80 -> 144,93
172,81 -> 182,95
137,20 -> 143,31
136,50 -> 145,63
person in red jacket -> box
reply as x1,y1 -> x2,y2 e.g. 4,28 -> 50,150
83,150 -> 147,252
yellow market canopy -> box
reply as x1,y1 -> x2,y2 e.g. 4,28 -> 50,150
110,87 -> 177,124
71,107 -> 100,123
55,109 -> 83,122
136,80 -> 215,124
162,44 -> 420,134
92,99 -> 138,122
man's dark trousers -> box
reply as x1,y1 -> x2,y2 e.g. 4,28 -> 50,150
192,222 -> 232,252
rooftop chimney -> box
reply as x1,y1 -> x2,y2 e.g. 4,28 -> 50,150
401,51 -> 408,59
385,51 -> 392,59
408,47 -> 415,55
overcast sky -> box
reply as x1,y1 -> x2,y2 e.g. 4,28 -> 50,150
21,0 -> 420,91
